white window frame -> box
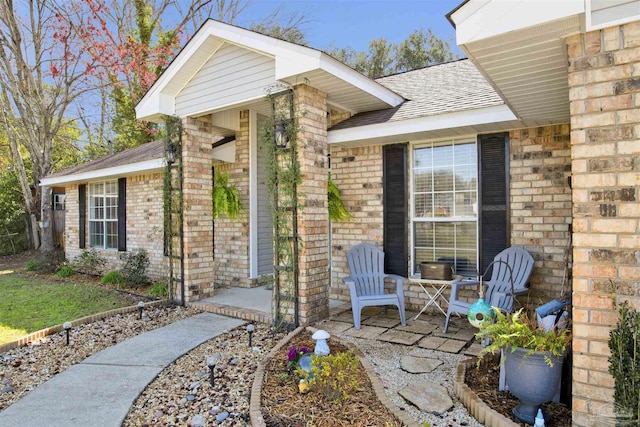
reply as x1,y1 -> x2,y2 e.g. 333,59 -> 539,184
410,138 -> 479,277
88,181 -> 118,250
53,193 -> 66,211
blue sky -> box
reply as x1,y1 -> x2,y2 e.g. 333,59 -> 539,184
235,0 -> 465,56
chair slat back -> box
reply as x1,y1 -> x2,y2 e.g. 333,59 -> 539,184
486,247 -> 534,311
346,243 -> 386,296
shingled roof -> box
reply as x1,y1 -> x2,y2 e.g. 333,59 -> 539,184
47,139 -> 165,178
330,59 -> 504,130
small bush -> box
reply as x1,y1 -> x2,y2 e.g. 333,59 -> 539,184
101,270 -> 124,286
146,281 -> 168,298
56,265 -> 74,278
119,249 -> 150,286
300,351 -> 360,402
71,249 -> 106,275
25,259 -> 40,272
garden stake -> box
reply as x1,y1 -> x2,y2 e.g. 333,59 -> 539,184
247,324 -> 254,347
138,301 -> 144,320
63,322 -> 71,345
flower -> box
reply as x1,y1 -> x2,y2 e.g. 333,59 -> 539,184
286,346 -> 311,370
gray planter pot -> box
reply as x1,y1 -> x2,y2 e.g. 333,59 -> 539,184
504,347 -> 564,424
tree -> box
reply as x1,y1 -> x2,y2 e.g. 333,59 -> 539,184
326,27 -> 459,78
0,0 -> 95,252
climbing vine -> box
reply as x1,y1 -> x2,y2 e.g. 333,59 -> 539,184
260,89 -> 303,328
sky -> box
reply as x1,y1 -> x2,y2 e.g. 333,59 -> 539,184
234,0 -> 465,56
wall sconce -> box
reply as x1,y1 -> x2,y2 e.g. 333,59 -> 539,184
165,141 -> 176,165
274,119 -> 291,149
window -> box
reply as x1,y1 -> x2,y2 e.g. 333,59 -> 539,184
53,193 -> 66,211
412,141 -> 478,277
89,181 -> 118,249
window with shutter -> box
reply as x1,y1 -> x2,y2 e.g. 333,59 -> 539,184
79,184 -> 86,249
88,180 -> 119,250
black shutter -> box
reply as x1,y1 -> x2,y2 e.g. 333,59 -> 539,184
383,144 -> 408,276
118,178 -> 127,251
478,133 -> 509,274
78,184 -> 86,249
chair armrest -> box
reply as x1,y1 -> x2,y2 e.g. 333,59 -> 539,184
343,276 -> 358,297
343,276 -> 355,286
450,280 -> 480,301
385,274 -> 405,294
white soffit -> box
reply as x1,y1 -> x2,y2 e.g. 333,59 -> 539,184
451,0 -> 583,125
40,159 -> 165,187
136,20 -> 403,123
328,104 -> 519,147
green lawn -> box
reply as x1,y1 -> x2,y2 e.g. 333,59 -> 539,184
0,273 -> 135,345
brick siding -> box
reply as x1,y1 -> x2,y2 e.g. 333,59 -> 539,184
566,22 -> 640,426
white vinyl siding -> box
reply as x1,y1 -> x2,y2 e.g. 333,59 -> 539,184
176,43 -> 275,116
588,0 -> 640,29
89,181 -> 118,250
412,141 -> 478,277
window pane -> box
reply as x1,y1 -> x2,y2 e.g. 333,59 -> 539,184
414,222 -> 434,247
433,192 -> 453,217
105,196 -> 118,219
432,145 -> 453,167
454,143 -> 476,166
454,191 -> 477,217
413,148 -> 432,168
434,223 -> 454,248
89,221 -> 104,248
105,221 -> 118,249
433,167 -> 454,191
414,193 -> 433,217
413,169 -> 432,193
90,183 -> 103,196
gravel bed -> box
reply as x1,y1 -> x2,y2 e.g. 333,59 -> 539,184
0,305 -> 199,411
124,323 -> 288,426
339,334 -> 483,427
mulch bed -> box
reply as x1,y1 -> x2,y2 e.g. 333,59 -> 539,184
260,334 -> 402,427
465,355 -> 572,427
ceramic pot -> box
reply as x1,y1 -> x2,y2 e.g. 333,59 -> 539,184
504,347 -> 564,424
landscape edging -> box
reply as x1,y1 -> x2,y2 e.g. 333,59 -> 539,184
0,299 -> 168,354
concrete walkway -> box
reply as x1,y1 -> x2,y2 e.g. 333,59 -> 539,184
0,313 -> 244,427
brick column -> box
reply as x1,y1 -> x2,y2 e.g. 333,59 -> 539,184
566,22 -> 640,426
294,84 -> 330,324
182,115 -> 214,302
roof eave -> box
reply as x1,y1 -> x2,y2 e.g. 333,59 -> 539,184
41,159 -> 165,187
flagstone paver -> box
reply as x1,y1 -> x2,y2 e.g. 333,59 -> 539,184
417,336 -> 448,350
450,329 -> 478,341
400,355 -> 443,373
362,316 -> 401,328
396,320 -> 437,335
377,330 -> 422,345
464,343 -> 483,357
361,307 -> 383,316
342,325 -> 387,339
332,311 -> 365,323
318,320 -> 352,335
438,339 -> 467,354
399,382 -> 453,415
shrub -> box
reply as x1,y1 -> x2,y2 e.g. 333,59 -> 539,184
146,281 -> 168,298
300,351 -> 360,402
56,265 -> 74,278
71,249 -> 106,275
25,259 -> 40,272
101,270 -> 124,286
119,249 -> 150,286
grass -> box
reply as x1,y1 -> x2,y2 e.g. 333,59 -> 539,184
0,273 -> 135,345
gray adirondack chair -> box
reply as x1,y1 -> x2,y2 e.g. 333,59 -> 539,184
343,243 -> 406,330
443,246 -> 534,333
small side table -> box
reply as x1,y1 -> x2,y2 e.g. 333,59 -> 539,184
408,274 -> 463,320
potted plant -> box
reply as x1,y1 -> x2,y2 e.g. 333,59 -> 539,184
476,308 -> 571,424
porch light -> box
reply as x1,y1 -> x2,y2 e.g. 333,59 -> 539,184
138,301 -> 144,320
206,354 -> 221,387
165,141 -> 176,165
274,119 -> 290,149
63,322 -> 72,346
247,324 -> 255,347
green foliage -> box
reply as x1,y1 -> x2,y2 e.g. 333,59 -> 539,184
0,273 -> 134,345
476,308 -> 571,367
328,178 -> 353,221
56,265 -> 74,278
0,170 -> 27,255
608,301 -> 640,423
119,249 -> 150,286
147,281 -> 169,298
25,260 -> 40,272
212,170 -> 243,219
326,27 -> 459,78
101,270 -> 124,286
71,249 -> 107,275
299,351 -> 360,402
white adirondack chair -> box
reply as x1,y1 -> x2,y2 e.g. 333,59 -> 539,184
343,243 -> 406,330
443,246 -> 534,333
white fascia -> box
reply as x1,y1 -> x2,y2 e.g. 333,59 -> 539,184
40,159 -> 165,187
328,104 -> 517,145
451,0 -> 584,45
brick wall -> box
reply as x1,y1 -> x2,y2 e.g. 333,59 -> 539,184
64,173 -> 165,279
182,115 -> 215,301
566,21 -> 640,425
213,111 -> 251,287
509,125 -> 573,303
